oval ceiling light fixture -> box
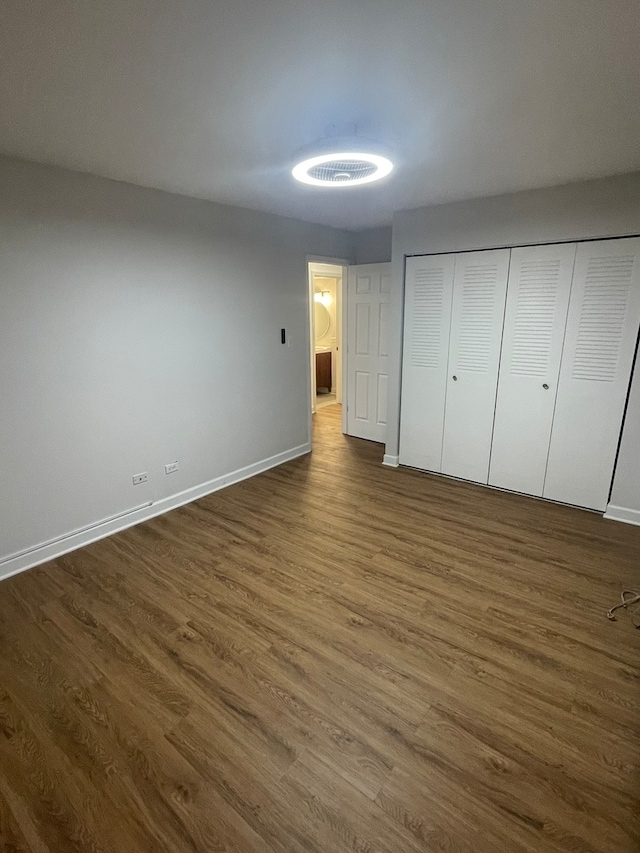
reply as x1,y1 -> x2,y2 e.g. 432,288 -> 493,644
292,136 -> 393,188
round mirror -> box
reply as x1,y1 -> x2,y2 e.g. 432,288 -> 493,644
314,302 -> 331,340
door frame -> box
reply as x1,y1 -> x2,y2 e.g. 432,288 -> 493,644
306,256 -> 349,447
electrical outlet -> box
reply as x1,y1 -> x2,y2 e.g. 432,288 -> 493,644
165,461 -> 179,475
132,472 -> 148,485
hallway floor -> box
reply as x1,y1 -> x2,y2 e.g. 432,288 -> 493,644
315,391 -> 337,409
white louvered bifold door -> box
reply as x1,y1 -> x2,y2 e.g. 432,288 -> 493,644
346,263 -> 392,443
440,249 -> 510,483
543,238 -> 640,510
489,243 -> 577,495
399,254 -> 455,471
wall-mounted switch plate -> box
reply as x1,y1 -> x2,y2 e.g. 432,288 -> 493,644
165,461 -> 179,475
132,472 -> 148,485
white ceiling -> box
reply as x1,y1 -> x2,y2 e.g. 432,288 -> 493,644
1,0 -> 639,230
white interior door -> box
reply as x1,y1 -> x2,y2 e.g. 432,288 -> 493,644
543,237 -> 640,510
346,263 -> 392,442
441,249 -> 510,483
399,254 -> 455,470
489,243 -> 577,495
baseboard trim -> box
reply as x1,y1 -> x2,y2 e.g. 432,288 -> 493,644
382,454 -> 400,468
0,442 -> 311,583
603,504 -> 640,526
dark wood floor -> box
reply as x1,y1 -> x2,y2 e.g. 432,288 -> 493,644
1,405 -> 639,853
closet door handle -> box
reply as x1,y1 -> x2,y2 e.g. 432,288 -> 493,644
542,383 -> 549,390
452,375 -> 458,381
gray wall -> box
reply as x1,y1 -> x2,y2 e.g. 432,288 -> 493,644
353,226 -> 393,265
0,158 -> 352,570
386,172 -> 640,515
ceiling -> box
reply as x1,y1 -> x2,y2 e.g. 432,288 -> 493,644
1,0 -> 639,230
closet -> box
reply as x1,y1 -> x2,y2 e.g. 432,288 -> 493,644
399,237 -> 640,512
440,249 -> 510,483
488,243 -> 576,496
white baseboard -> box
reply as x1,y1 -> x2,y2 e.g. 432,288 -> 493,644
382,454 -> 400,468
603,504 -> 640,527
0,442 -> 311,583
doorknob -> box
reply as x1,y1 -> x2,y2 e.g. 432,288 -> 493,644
542,383 -> 549,390
452,375 -> 458,381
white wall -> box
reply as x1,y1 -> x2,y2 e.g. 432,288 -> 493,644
0,157 -> 352,577
386,172 -> 640,517
353,227 -> 393,265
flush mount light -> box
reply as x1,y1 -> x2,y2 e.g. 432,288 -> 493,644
292,137 -> 393,188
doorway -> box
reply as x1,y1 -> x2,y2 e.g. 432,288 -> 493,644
308,261 -> 345,425
307,259 -> 392,446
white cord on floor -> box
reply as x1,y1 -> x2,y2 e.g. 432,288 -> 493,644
607,591 -> 640,627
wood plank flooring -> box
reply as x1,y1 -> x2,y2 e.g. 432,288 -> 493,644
1,403 -> 639,852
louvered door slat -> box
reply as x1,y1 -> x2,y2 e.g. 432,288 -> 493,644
543,238 -> 640,510
489,243 -> 576,496
399,254 -> 455,471
410,267 -> 446,368
440,249 -> 510,484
